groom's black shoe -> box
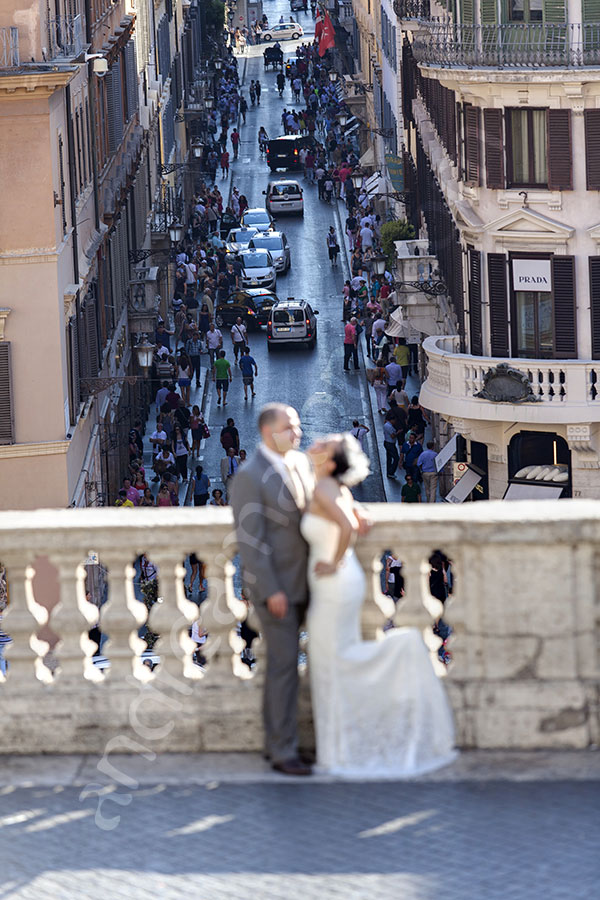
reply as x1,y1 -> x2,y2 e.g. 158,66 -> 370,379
272,757 -> 312,776
264,751 -> 315,766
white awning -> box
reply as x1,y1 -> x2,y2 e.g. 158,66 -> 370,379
504,482 -> 564,501
435,434 -> 458,473
359,146 -> 375,167
384,306 -> 421,342
444,467 -> 482,504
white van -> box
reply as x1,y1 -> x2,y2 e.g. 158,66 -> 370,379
264,180 -> 304,215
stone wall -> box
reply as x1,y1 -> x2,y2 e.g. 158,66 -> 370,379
0,503 -> 598,754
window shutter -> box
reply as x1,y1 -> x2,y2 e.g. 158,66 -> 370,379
86,298 -> 100,377
0,343 -> 15,444
589,257 -> 600,359
487,253 -> 509,357
125,40 -> 138,121
464,105 -> 481,186
69,317 -> 81,422
583,0 -> 600,19
484,108 -> 504,189
106,63 -> 124,154
552,256 -> 577,358
469,249 -> 483,356
547,109 -> 572,190
543,0 -> 566,22
584,110 -> 600,190
462,0 -> 474,23
480,0 -> 497,22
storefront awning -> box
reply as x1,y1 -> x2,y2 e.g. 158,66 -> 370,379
504,482 -> 564,501
359,146 -> 375,167
444,466 -> 483,504
384,307 -> 422,342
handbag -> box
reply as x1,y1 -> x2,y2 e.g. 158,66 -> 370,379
202,423 -> 211,439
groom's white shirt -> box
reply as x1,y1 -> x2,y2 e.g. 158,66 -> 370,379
259,443 -> 308,509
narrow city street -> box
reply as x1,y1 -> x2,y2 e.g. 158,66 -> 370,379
175,13 -> 386,503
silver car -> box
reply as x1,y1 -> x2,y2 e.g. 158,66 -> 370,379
239,248 -> 277,289
241,207 -> 275,232
248,231 -> 291,273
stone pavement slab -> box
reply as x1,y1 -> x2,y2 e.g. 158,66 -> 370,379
1,776 -> 598,899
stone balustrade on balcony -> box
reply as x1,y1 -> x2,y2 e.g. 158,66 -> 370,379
0,505 -> 598,755
420,335 -> 600,424
412,22 -> 600,69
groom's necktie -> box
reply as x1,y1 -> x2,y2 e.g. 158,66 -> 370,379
285,459 -> 305,510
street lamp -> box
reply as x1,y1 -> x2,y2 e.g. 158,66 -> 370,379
169,220 -> 184,244
134,336 -> 156,375
214,58 -> 223,71
372,253 -> 387,276
338,111 -> 348,128
191,139 -> 204,159
329,70 -> 338,83
351,168 -> 365,190
204,95 -> 215,110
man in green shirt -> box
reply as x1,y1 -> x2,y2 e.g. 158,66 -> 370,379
212,350 -> 232,406
393,340 -> 410,379
400,474 -> 421,503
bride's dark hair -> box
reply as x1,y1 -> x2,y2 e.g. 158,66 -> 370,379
330,433 -> 370,487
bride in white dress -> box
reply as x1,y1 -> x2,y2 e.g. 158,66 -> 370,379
302,433 -> 457,778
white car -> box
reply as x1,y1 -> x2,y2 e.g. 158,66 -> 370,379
225,227 -> 258,253
264,180 -> 304,215
241,207 -> 275,232
262,22 -> 303,42
239,248 -> 277,289
248,231 -> 291,273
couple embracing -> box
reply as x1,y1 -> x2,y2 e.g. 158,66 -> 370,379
231,403 -> 456,777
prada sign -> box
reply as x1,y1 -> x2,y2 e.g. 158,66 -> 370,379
512,259 -> 552,293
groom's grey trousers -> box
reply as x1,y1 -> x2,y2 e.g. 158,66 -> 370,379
229,447 -> 312,763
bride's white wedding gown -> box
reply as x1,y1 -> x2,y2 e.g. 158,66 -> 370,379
302,512 -> 457,778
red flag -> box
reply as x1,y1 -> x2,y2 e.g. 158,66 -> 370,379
318,11 -> 335,56
314,8 -> 323,41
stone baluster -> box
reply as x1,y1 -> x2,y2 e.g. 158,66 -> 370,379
394,545 -> 441,644
47,552 -> 100,681
1,554 -> 48,684
198,543 -> 240,682
354,542 -> 394,639
146,548 -> 199,684
100,550 -> 145,681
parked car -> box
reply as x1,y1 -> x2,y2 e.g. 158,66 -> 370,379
219,210 -> 240,238
215,289 -> 277,329
264,180 -> 304,216
262,21 -> 303,42
267,298 -> 319,350
248,231 -> 291,273
238,248 -> 277,289
290,0 -> 304,9
266,135 -> 314,172
240,207 -> 275,232
225,226 -> 258,253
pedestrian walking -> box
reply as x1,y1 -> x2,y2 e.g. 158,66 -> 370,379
367,361 -> 388,413
343,317 -> 359,371
383,413 -> 399,479
192,465 -> 211,506
220,417 -> 240,453
239,346 -> 258,399
385,359 -> 403,398
220,149 -> 230,177
213,349 -> 232,406
326,226 -> 339,266
231,128 -> 240,159
255,79 -> 261,103
231,316 -> 248,363
351,420 -> 370,452
177,353 -> 192,405
220,447 -> 241,501
172,424 -> 190,481
239,95 -> 247,123
399,432 -> 424,481
249,81 -> 256,105
418,441 -> 439,503
206,322 -> 223,367
401,473 -> 421,503
407,396 -> 429,443
185,329 -> 203,388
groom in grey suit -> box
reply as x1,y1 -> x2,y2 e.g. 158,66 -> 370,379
230,403 -> 314,776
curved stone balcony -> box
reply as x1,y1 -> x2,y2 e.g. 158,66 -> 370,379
420,335 -> 600,424
0,505 -> 598,755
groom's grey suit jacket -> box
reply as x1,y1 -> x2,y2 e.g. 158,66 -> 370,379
230,447 -> 314,606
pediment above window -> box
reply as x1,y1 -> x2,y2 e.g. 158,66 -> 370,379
485,208 -> 573,250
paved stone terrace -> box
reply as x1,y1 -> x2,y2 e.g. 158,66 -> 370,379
1,753 -> 599,899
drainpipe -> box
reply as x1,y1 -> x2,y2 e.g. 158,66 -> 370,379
65,82 -> 79,284
83,0 -> 100,231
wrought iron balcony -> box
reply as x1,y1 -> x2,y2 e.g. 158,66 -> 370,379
412,22 -> 600,68
0,26 -> 19,68
46,13 -> 84,60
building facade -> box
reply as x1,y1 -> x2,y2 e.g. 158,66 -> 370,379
396,0 -> 600,499
0,0 -> 207,509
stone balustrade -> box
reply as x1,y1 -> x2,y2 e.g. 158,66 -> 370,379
0,504 -> 598,755
421,335 -> 600,424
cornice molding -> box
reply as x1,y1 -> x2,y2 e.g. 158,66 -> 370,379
0,440 -> 70,459
0,69 -> 75,97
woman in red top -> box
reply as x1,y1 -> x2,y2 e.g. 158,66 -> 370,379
220,150 -> 229,177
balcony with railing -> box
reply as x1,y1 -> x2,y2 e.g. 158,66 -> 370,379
0,505 -> 598,755
46,13 -> 84,60
394,0 -> 431,19
412,22 -> 600,68
420,335 -> 600,423
0,26 -> 19,68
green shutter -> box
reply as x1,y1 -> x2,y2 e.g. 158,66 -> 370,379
583,0 -> 600,21
543,0 -> 566,23
462,0 -> 474,23
480,0 -> 497,24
